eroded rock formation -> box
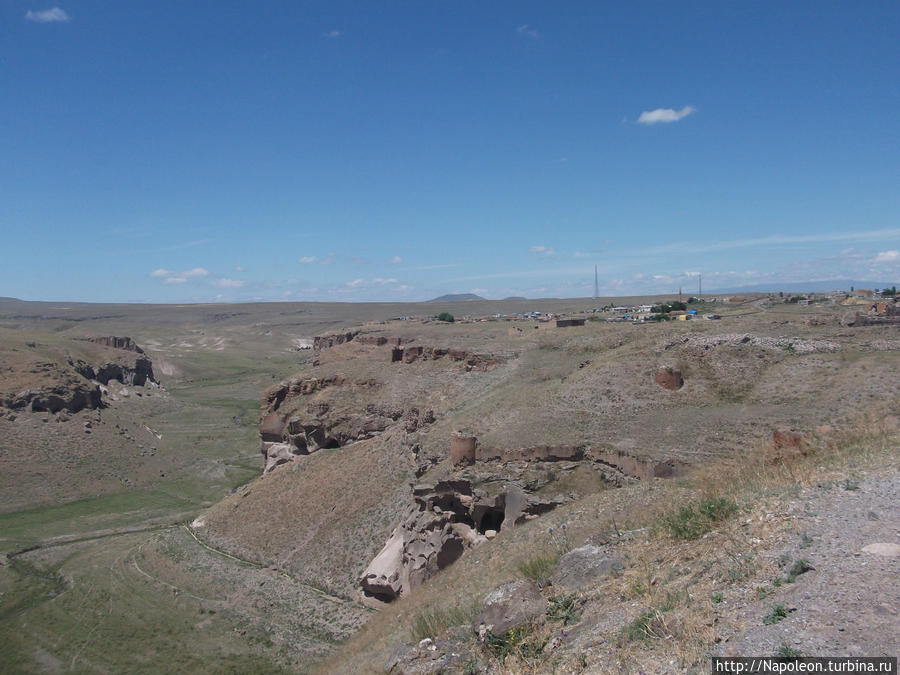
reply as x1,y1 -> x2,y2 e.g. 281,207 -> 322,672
313,331 -> 359,351
258,377 -> 435,473
2,381 -> 102,413
359,479 -> 564,602
589,448 -> 687,480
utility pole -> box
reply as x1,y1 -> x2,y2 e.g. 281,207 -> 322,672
679,286 -> 682,303
698,273 -> 702,299
594,265 -> 599,301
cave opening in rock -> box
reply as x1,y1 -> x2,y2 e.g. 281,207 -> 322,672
362,589 -> 396,604
478,509 -> 505,534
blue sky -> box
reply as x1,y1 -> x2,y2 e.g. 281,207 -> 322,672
2,1 -> 899,302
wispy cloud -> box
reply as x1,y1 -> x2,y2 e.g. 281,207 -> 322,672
298,254 -> 337,265
212,278 -> 246,288
149,267 -> 209,285
516,24 -> 539,38
346,277 -> 399,288
650,228 -> 900,255
325,29 -> 341,38
414,263 -> 457,270
388,255 -> 403,264
529,245 -> 556,254
25,7 -> 69,23
636,105 -> 696,125
874,250 -> 899,263
156,238 -> 214,252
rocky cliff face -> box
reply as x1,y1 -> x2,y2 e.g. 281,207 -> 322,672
83,336 -> 145,353
0,336 -> 157,414
2,379 -> 102,413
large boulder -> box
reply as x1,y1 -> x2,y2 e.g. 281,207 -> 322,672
360,528 -> 406,600
551,545 -> 624,591
263,443 -> 297,474
472,579 -> 546,638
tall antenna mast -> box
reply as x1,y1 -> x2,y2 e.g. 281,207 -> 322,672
698,273 -> 702,299
594,265 -> 599,300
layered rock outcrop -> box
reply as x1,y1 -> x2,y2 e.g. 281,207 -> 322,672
258,376 -> 434,473
1,337 -> 156,414
590,448 -> 687,480
2,381 -> 102,413
83,336 -> 145,353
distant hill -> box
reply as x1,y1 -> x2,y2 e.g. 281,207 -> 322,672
502,296 -> 528,301
427,293 -> 487,302
708,279 -> 896,294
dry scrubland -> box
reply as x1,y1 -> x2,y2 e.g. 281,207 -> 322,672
0,295 -> 898,673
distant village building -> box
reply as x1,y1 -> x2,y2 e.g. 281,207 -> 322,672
556,318 -> 586,328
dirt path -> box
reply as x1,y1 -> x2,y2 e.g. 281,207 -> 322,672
715,469 -> 900,657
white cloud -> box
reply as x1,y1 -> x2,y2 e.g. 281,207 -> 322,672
182,267 -> 209,278
320,253 -> 336,265
388,256 -> 403,264
25,7 -> 69,23
326,29 -> 341,38
235,265 -> 245,272
212,278 -> 246,288
516,24 -> 538,38
149,267 -> 209,285
636,105 -> 696,125
529,245 -> 556,254
345,277 -> 399,288
873,250 -> 899,263
298,256 -> 317,264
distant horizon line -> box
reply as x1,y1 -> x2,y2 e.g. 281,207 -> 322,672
1,279 -> 895,308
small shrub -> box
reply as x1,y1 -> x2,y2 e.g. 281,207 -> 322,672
660,496 -> 738,540
547,594 -> 581,625
785,559 -> 814,583
484,626 -> 546,666
711,592 -> 724,604
697,496 -> 739,521
762,604 -> 790,625
436,312 -> 455,323
624,609 -> 668,641
775,645 -> 803,658
517,553 -> 559,582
